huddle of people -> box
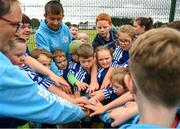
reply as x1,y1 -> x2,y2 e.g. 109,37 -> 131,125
0,0 -> 180,128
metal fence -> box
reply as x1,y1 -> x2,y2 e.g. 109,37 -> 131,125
22,0 -> 180,50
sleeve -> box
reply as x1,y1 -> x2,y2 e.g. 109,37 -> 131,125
103,87 -> 115,99
35,32 -> 51,52
0,65 -> 84,124
92,35 -> 100,50
67,73 -> 78,86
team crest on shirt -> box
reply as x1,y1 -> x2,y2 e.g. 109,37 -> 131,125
62,36 -> 68,43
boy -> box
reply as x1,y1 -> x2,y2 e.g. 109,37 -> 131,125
52,49 -> 69,80
35,0 -> 72,74
0,0 -> 85,125
92,13 -> 117,52
70,24 -> 79,40
68,44 -> 94,96
16,14 -> 69,88
122,28 -> 180,128
77,32 -> 89,44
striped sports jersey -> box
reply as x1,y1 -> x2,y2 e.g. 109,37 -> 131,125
111,46 -> 129,68
97,67 -> 109,89
21,64 -> 51,89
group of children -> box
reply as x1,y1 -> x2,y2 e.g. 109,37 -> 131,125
2,0 -> 180,128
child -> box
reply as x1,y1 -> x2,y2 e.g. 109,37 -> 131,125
52,49 -> 68,80
35,0 -> 72,74
122,28 -> 180,128
16,14 -> 68,88
77,32 -> 89,44
92,13 -> 117,52
101,25 -> 136,89
67,44 -> 94,96
70,24 -> 79,40
90,67 -> 129,103
69,40 -> 83,63
133,17 -> 153,37
31,48 -> 72,94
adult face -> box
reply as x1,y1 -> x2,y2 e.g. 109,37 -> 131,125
0,1 -> 22,50
133,21 -> 145,35
44,12 -> 64,31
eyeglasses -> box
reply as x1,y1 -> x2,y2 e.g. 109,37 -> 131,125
118,39 -> 131,45
0,16 -> 21,32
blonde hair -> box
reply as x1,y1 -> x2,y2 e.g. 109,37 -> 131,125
31,48 -> 52,59
117,25 -> 136,41
110,67 -> 129,89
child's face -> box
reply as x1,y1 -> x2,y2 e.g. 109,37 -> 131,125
77,33 -> 88,44
96,20 -> 111,39
97,49 -> 112,69
133,21 -> 145,35
70,27 -> 78,38
15,23 -> 32,40
111,79 -> 125,96
71,53 -> 79,62
79,56 -> 94,72
6,43 -> 26,68
118,32 -> 132,51
45,12 -> 64,31
37,54 -> 51,69
55,56 -> 68,70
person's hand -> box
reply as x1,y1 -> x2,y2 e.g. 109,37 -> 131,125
89,90 -> 103,97
75,81 -> 89,91
85,100 -> 106,117
87,81 -> 99,94
74,96 -> 88,107
60,84 -> 73,95
107,106 -> 138,127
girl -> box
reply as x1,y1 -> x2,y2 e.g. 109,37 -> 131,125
101,25 -> 136,89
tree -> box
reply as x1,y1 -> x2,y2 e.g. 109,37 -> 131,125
111,17 -> 134,27
31,18 -> 40,29
65,22 -> 71,27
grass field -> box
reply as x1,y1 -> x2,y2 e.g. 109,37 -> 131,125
27,29 -> 97,52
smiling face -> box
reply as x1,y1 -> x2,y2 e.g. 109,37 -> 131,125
16,23 -> 32,40
97,49 -> 112,69
6,41 -> 26,68
37,54 -> 52,69
96,20 -> 111,39
44,12 -> 64,31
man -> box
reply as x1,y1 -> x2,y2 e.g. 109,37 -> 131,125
0,0 -> 85,125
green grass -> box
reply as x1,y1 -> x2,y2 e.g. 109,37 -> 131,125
27,29 -> 97,52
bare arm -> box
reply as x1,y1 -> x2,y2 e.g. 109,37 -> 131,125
88,58 -> 99,93
24,56 -> 70,87
100,67 -> 113,89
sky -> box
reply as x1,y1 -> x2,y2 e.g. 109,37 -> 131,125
19,0 -> 180,24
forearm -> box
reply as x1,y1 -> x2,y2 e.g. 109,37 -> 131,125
48,85 -> 76,104
104,92 -> 133,111
67,74 -> 78,86
25,56 -> 54,77
101,67 -> 113,88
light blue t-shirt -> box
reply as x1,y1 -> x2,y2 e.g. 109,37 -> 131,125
0,52 -> 84,124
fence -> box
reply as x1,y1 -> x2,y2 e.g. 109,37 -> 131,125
22,0 -> 180,50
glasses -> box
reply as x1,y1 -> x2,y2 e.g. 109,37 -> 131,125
0,17 -> 21,32
118,39 -> 131,45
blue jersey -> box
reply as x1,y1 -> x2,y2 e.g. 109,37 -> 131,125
112,46 -> 129,68
103,87 -> 118,100
92,31 -> 117,52
22,64 -> 51,89
0,52 -> 84,124
68,63 -> 90,84
97,67 -> 109,89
